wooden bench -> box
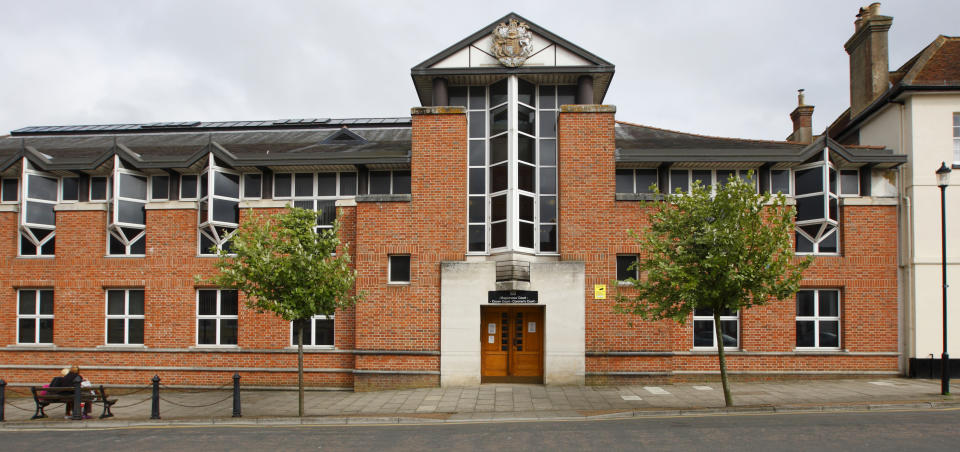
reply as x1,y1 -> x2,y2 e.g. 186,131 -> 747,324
29,385 -> 117,420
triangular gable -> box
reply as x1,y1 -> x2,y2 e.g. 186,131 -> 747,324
321,127 -> 368,145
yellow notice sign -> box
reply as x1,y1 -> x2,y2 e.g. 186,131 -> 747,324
594,284 -> 607,299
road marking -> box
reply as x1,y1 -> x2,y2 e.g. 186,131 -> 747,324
621,395 -> 642,401
693,386 -> 713,391
643,386 -> 670,395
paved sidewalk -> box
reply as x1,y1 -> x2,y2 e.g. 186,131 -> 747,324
2,378 -> 957,428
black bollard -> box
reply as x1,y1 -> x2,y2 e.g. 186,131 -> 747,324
232,373 -> 241,418
150,375 -> 161,420
1,379 -> 6,422
71,376 -> 83,420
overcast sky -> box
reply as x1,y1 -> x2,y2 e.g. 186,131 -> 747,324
1,0 -> 957,140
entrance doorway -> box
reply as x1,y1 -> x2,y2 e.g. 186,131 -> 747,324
481,306 -> 544,383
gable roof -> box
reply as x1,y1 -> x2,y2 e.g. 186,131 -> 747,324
410,13 -> 615,106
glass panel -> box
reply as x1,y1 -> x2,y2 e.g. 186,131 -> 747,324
617,255 -> 637,281
796,196 -> 823,222
518,135 -> 535,164
153,175 -> 171,199
539,111 -> 556,138
490,135 -> 508,164
130,236 -> 146,255
107,319 -> 125,344
720,320 -> 738,347
220,291 -> 239,315
829,169 -> 837,194
198,290 -> 217,315
519,221 -> 534,248
220,319 -> 238,345
799,224 -> 822,240
26,201 -> 55,225
796,320 -> 815,347
819,291 -> 839,316
540,196 -> 556,223
841,170 -> 859,195
129,290 -> 144,315
315,318 -> 334,346
468,225 -> 485,252
490,163 -> 508,193
540,139 -> 556,166
107,291 -> 125,315
37,290 -> 52,314
390,256 -> 410,282
517,78 -> 534,105
490,79 -> 507,106
369,171 -> 390,194
692,170 -> 712,189
294,173 -> 313,197
796,291 -> 815,316
180,175 -> 197,199
539,85 -> 555,109
819,230 -> 838,253
517,105 -> 535,135
469,140 -> 485,166
61,177 -> 79,201
820,321 -> 840,347
339,172 -> 357,196
91,177 -> 109,200
18,319 -> 35,343
491,222 -> 507,248
28,174 -> 58,201
20,234 -> 36,255
118,200 -> 146,225
38,319 -> 53,343
539,225 -> 557,252
199,232 -> 215,255
693,320 -> 713,347
18,290 -> 35,314
829,198 -> 838,221
518,164 -> 535,192
119,174 -> 147,199
636,169 -> 658,193
273,174 -> 291,197
242,174 -> 261,198
40,236 -> 54,255
796,233 -> 813,253
716,170 -> 737,187
468,196 -> 484,223
293,200 -> 313,210
2,178 -> 18,202
469,86 -> 486,109
490,105 -> 508,136
491,195 -> 507,222
392,171 -> 411,195
670,170 -> 689,193
316,173 -> 336,196
469,111 -> 485,138
294,319 -> 312,346
616,170 -> 634,193
557,85 -> 576,106
200,173 -> 208,198
448,87 -> 467,107
213,199 -> 239,224
109,234 -> 126,255
128,319 -> 144,344
519,195 -> 534,222
316,200 -> 336,226
198,319 -> 216,344
794,167 -> 822,194
771,170 -> 790,194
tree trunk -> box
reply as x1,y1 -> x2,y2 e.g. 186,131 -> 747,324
714,310 -> 733,407
297,319 -> 305,417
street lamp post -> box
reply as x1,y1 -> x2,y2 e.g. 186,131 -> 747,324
936,162 -> 952,395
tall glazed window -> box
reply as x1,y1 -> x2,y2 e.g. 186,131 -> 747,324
794,149 -> 839,254
198,154 -> 240,255
20,159 -> 57,256
109,156 -> 147,255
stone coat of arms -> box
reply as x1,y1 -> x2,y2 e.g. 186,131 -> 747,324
491,19 -> 533,67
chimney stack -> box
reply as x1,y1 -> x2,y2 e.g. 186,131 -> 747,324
844,2 -> 893,117
788,89 -> 815,143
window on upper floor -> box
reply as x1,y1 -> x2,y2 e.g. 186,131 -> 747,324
368,170 -> 409,195
273,171 -> 357,231
18,289 -> 54,344
61,177 -> 79,202
20,159 -> 57,256
89,176 -> 109,202
1,177 -> 18,203
795,289 -> 840,349
197,289 -> 238,346
198,156 -> 240,255
106,289 -> 145,345
669,169 -> 757,195
953,113 -> 959,164
108,157 -> 147,256
693,308 -> 738,349
291,315 -> 334,347
150,175 -> 170,201
242,173 -> 262,199
180,174 -> 198,200
794,149 -> 839,255
616,169 -> 658,194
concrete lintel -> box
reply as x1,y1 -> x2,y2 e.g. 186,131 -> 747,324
356,194 -> 412,203
238,199 -> 288,209
145,201 -> 197,210
559,104 -> 616,114
54,202 -> 107,211
840,196 -> 897,206
410,106 -> 466,115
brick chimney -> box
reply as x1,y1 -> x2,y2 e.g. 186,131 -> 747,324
844,2 -> 893,117
788,89 -> 815,143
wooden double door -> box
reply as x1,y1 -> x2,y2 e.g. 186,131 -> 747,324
481,306 -> 544,383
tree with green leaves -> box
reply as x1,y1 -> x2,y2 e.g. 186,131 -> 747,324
204,206 -> 360,417
615,173 -> 812,406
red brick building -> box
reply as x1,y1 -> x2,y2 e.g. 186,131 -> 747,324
0,14 -> 905,391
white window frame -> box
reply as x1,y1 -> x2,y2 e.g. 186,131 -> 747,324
241,172 -> 263,200
669,169 -> 758,195
105,289 -> 145,345
89,175 -> 110,202
692,309 -> 739,350
19,159 -> 58,257
60,176 -> 80,203
17,289 -> 54,345
198,155 -> 241,256
953,112 -> 960,164
149,174 -> 170,201
769,169 -> 793,196
195,289 -> 239,347
289,315 -> 335,348
795,289 -> 841,350
108,156 -> 148,256
366,170 -> 409,195
838,169 -> 860,197
1,177 -> 19,204
388,254 -> 411,284
794,149 -> 840,256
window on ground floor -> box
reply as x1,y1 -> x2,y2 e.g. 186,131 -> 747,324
616,254 -> 638,282
106,289 -> 145,345
693,308 -> 738,349
796,289 -> 840,349
18,289 -> 53,344
197,289 -> 238,346
290,315 -> 334,347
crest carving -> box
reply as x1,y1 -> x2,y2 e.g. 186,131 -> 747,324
491,19 -> 533,67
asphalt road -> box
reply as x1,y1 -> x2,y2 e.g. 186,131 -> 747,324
2,408 -> 959,452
